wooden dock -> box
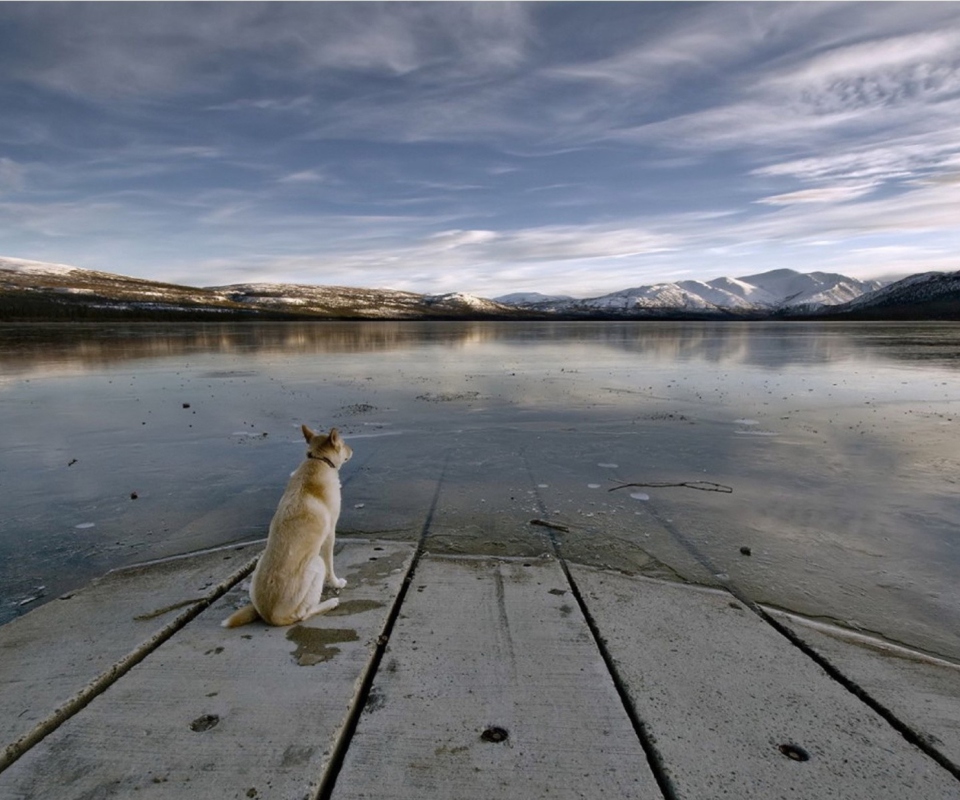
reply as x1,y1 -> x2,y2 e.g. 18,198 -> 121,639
1,537 -> 959,799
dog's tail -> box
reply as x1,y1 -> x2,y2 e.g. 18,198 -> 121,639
221,604 -> 260,628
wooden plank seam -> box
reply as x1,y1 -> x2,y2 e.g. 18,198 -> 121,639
551,538 -> 680,800
586,489 -> 960,783
314,449 -> 450,800
749,599 -> 960,782
610,489 -> 960,783
518,454 -> 679,800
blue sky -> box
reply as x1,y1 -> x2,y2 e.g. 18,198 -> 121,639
2,2 -> 959,297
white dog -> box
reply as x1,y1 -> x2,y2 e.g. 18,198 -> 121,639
222,425 -> 352,628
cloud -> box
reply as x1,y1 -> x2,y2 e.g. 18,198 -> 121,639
404,225 -> 678,267
0,158 -> 26,193
2,3 -> 534,101
545,29 -> 740,88
292,2 -> 532,78
752,129 -> 960,184
1,4 -> 255,97
761,29 -> 960,107
605,11 -> 960,155
277,169 -> 328,185
208,96 -> 312,113
165,219 -> 682,295
0,199 -> 131,238
726,179 -> 960,246
756,183 -> 880,206
14,2 -> 952,164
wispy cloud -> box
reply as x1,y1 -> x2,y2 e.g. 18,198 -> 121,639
756,183 -> 880,206
4,3 -> 534,100
0,158 -> 26,193
208,96 -> 313,113
319,222 -> 676,275
761,29 -> 960,107
277,169 -> 329,185
167,219 -> 681,295
607,14 -> 960,154
752,130 -> 960,184
723,180 -> 960,249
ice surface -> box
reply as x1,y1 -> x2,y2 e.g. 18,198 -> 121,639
0,320 -> 958,663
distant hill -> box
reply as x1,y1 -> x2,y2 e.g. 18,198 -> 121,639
0,258 -> 530,321
208,283 -> 525,319
0,256 -> 256,321
494,291 -> 576,305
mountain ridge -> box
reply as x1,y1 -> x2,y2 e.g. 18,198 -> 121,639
1,256 -> 956,321
817,270 -> 960,320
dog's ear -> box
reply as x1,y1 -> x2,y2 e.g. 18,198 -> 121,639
329,428 -> 341,446
301,424 -> 315,442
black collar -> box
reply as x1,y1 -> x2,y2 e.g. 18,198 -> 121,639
307,454 -> 337,469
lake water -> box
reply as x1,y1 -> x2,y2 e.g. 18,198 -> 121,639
1,321 -> 958,661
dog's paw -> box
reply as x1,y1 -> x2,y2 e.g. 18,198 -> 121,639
331,577 -> 347,590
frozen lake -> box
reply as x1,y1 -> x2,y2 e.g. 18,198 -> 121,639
1,321 -> 958,660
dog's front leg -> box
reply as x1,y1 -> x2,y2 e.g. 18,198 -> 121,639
321,535 -> 347,589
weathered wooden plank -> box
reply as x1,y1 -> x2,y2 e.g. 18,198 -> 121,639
331,555 -> 662,800
570,566 -> 960,799
0,540 -> 415,799
0,542 -> 260,756
767,607 -> 960,768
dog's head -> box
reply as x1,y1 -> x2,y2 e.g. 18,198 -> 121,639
302,425 -> 353,468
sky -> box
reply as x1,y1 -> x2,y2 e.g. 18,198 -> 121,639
1,2 -> 960,298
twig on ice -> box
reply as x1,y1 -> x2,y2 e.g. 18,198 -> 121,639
529,518 -> 570,532
608,481 -> 733,494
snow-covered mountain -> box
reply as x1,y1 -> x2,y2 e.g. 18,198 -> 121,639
737,269 -> 883,309
498,269 -> 884,316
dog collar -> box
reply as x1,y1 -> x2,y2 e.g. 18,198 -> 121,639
307,454 -> 337,469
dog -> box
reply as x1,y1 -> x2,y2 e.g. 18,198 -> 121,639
222,425 -> 352,628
